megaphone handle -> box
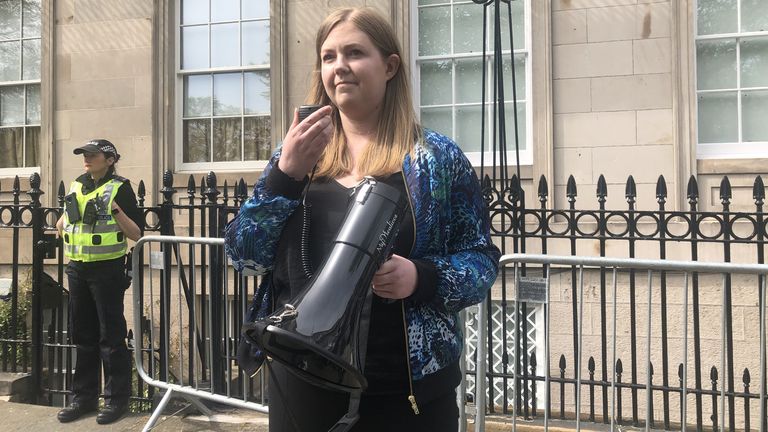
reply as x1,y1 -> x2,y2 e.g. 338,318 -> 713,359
327,414 -> 360,432
327,392 -> 361,432
379,248 -> 399,305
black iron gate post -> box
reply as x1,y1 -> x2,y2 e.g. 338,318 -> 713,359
5,176 -> 22,373
28,173 -> 45,403
719,178 -> 736,432
755,177 -> 767,432
204,172 -> 224,393
158,171 -> 176,383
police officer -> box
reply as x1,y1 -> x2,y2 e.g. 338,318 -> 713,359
55,139 -> 142,424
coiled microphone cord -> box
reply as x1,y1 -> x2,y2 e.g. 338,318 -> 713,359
299,165 -> 317,279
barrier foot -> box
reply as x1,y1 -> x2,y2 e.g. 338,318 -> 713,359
142,388 -> 174,432
180,393 -> 214,418
142,389 -> 218,431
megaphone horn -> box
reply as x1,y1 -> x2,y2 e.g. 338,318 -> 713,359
243,177 -> 407,393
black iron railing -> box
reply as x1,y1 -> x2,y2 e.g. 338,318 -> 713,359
1,170 -> 766,431
480,173 -> 767,431
0,171 -> 252,410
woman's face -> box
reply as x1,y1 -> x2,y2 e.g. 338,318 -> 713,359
320,22 -> 399,121
82,152 -> 113,176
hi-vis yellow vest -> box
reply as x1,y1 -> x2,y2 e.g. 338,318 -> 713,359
63,178 -> 127,262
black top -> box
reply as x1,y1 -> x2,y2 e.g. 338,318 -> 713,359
68,171 -> 142,269
266,163 -> 461,403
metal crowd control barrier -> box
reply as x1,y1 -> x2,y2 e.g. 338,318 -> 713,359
473,254 -> 768,432
131,235 -> 268,432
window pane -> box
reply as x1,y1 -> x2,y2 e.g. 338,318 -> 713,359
244,116 -> 271,160
0,0 -> 21,40
419,6 -> 450,56
182,25 -> 209,69
242,0 -> 269,20
696,39 -> 736,90
211,0 -> 239,22
213,73 -> 241,116
244,71 -> 269,114
742,90 -> 768,142
496,0 -> 525,52
184,74 -> 212,117
22,38 -> 40,80
697,0 -> 737,35
22,0 -> 40,38
419,0 -> 443,5
0,40 -> 21,81
182,0 -> 208,25
25,125 -> 38,166
421,107 -> 452,138
741,37 -> 768,88
741,0 -> 768,32
26,84 -> 39,124
510,0 -> 525,50
698,92 -> 737,143
504,54 -> 526,101
183,119 -> 211,162
242,20 -> 269,66
213,117 -> 242,161
456,105 -> 483,152
456,58 -> 483,104
211,23 -> 239,67
0,127 -> 22,168
420,60 -> 452,106
505,102 -> 526,151
454,4 -> 482,55
0,85 -> 24,126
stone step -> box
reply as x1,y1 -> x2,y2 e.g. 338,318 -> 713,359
0,373 -> 31,401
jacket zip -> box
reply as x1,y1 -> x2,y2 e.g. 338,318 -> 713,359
400,169 -> 420,415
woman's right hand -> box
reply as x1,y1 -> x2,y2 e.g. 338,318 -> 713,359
278,105 -> 334,180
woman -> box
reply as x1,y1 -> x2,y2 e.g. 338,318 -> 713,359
226,8 -> 499,432
55,139 -> 143,425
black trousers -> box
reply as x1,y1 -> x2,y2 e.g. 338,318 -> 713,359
66,258 -> 131,405
268,362 -> 459,432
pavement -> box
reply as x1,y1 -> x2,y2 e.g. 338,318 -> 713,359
0,400 -> 269,432
0,399 -> 628,431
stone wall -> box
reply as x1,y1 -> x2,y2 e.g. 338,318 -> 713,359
52,0 -> 154,204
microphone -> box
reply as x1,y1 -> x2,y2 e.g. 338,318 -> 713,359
298,104 -> 324,122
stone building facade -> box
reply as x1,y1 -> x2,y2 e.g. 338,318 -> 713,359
1,0 -> 767,423
1,0 -> 764,212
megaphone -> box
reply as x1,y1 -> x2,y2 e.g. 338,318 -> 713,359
242,177 -> 407,393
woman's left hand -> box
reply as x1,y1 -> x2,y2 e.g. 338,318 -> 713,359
371,254 -> 417,300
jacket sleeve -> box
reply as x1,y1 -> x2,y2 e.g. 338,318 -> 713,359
419,146 -> 500,313
224,150 -> 306,275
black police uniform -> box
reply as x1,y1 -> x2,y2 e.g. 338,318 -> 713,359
65,171 -> 143,408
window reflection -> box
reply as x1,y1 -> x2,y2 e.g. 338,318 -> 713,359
740,37 -> 768,88
213,73 -> 241,116
211,23 -> 239,68
417,1 -> 529,157
182,0 -> 208,25
0,0 -> 40,168
742,91 -> 768,142
179,0 -> 271,163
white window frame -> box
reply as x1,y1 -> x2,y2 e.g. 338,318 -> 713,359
694,0 -> 768,159
411,0 -> 533,167
174,0 -> 271,172
0,0 -> 41,176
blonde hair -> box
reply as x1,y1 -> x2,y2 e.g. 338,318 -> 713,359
307,7 -> 421,179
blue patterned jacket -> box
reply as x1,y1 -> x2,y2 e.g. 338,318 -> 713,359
225,129 -> 500,380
